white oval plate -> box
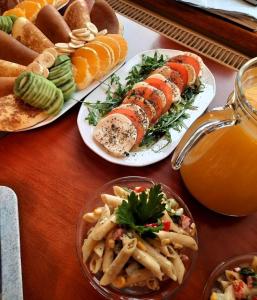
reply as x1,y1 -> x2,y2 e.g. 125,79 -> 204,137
77,49 -> 216,167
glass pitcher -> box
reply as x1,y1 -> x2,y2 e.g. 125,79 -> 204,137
171,57 -> 257,216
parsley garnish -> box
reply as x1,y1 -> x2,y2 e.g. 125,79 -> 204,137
116,184 -> 166,237
239,267 -> 256,276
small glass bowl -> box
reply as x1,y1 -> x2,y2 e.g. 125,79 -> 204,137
76,176 -> 198,300
203,252 -> 257,300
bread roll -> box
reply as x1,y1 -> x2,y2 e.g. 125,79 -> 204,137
0,31 -> 37,65
90,0 -> 119,34
36,5 -> 71,43
12,17 -> 54,53
0,59 -> 26,77
0,77 -> 16,97
64,0 -> 90,30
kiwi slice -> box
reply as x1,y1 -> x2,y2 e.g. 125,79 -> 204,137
48,64 -> 71,80
54,55 -> 70,67
14,72 -> 35,98
22,76 -> 43,107
51,71 -> 72,87
43,83 -> 58,110
60,80 -> 76,101
49,60 -> 71,73
47,88 -> 64,115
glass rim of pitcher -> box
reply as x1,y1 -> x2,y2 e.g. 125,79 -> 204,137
236,57 -> 257,121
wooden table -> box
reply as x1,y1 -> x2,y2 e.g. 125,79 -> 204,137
0,15 -> 256,300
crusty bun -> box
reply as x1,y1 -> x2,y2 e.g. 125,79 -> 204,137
64,0 -> 90,30
0,31 -> 37,65
0,94 -> 48,131
12,17 -> 54,53
36,5 -> 71,43
0,77 -> 16,97
90,0 -> 119,34
0,59 -> 26,77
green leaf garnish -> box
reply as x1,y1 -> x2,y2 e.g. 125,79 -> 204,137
116,184 -> 166,237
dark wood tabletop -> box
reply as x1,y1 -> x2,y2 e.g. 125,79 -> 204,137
0,15 -> 256,300
129,0 -> 257,58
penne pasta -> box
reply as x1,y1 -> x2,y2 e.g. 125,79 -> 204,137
224,284 -> 236,300
93,240 -> 105,257
136,235 -> 177,281
169,246 -> 185,284
125,269 -> 154,287
225,270 -> 240,282
157,231 -> 198,250
162,211 -> 188,235
100,238 -> 137,286
81,183 -> 198,291
89,253 -> 103,274
101,194 -> 124,208
83,212 -> 100,223
90,214 -> 117,241
113,186 -> 130,198
132,247 -> 163,281
102,245 -> 114,273
82,235 -> 98,263
146,277 -> 160,291
125,262 -> 141,276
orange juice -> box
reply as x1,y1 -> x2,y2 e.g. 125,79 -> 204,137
173,61 -> 257,216
180,109 -> 257,216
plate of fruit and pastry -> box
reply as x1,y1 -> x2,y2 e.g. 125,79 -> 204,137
0,0 -> 125,131
77,49 -> 216,167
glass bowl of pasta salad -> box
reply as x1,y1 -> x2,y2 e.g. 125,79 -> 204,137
76,176 -> 198,299
203,253 -> 257,300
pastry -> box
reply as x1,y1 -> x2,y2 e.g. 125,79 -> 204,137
12,17 -> 54,53
0,59 -> 26,77
35,5 -> 71,43
0,30 -> 38,65
0,94 -> 48,131
0,77 -> 16,97
64,0 -> 90,30
90,0 -> 119,34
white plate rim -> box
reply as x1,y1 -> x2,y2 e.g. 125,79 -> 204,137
77,49 -> 216,167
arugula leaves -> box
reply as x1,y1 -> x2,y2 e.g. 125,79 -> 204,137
140,83 -> 202,148
116,184 -> 166,237
84,52 -> 166,126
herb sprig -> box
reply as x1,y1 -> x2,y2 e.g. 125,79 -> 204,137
116,184 -> 166,237
84,51 -> 203,147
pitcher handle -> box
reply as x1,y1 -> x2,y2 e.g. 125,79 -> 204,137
171,105 -> 239,170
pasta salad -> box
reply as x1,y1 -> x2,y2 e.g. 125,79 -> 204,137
81,184 -> 198,292
210,256 -> 257,300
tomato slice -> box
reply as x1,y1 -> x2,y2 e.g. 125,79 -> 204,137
169,54 -> 201,76
123,95 -> 155,123
109,107 -> 144,146
128,85 -> 164,122
144,76 -> 173,113
166,62 -> 188,91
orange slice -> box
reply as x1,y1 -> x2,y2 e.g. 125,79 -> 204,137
72,47 -> 100,79
108,34 -> 128,62
29,0 -> 47,8
16,1 -> 41,21
86,42 -> 112,76
3,7 -> 26,17
72,56 -> 93,90
95,35 -> 120,66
